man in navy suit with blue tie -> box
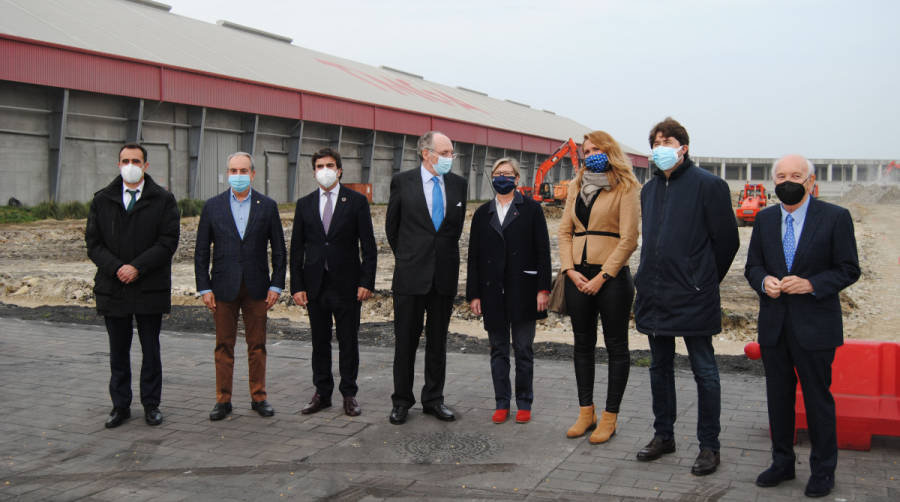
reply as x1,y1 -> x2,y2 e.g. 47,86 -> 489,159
290,148 -> 377,417
386,131 -> 468,424
745,154 -> 860,498
195,152 -> 287,421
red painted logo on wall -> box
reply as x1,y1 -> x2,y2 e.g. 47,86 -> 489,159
316,58 -> 488,115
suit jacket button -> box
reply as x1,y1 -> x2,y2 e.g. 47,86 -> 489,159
325,242 -> 329,246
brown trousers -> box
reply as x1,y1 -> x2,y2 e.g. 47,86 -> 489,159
214,283 -> 269,403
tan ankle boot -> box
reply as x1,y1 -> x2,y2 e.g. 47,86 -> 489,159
566,405 -> 596,438
589,410 -> 617,444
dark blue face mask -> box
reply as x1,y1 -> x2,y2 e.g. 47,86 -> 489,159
492,175 -> 516,195
584,153 -> 610,173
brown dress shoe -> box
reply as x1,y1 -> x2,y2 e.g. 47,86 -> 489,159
343,396 -> 361,416
301,393 -> 331,415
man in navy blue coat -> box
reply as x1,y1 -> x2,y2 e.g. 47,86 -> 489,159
745,154 -> 860,498
633,118 -> 739,476
195,152 -> 286,421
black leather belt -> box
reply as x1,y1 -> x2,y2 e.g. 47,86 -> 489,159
573,230 -> 620,238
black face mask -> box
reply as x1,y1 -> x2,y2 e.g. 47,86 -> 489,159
775,178 -> 809,205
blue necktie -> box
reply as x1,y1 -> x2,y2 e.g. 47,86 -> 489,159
783,213 -> 796,272
431,176 -> 444,231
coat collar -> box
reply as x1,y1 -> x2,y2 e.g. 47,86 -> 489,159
790,196 -> 822,270
652,155 -> 693,181
488,190 -> 523,235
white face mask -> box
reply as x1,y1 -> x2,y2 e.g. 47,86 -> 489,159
120,162 -> 144,184
315,168 -> 338,188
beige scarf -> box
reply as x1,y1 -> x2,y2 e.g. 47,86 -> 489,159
579,172 -> 612,206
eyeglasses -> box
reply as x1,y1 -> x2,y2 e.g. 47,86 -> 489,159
428,148 -> 458,159
493,172 -> 516,177
774,173 -> 810,182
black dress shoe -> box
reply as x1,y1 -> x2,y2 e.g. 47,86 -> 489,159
343,396 -> 361,417
690,449 -> 720,476
389,405 -> 409,425
301,393 -> 331,415
756,464 -> 796,487
209,402 -> 232,421
636,436 -> 676,461
144,406 -> 163,426
422,403 -> 455,421
251,400 -> 275,417
804,474 -> 834,498
104,407 -> 130,429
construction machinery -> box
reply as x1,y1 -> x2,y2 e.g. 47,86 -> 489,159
518,138 -> 579,204
735,183 -> 768,226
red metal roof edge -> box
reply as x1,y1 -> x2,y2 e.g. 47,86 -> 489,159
0,33 -> 575,155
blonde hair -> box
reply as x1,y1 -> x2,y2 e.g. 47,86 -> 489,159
575,130 -> 639,191
491,157 -> 520,178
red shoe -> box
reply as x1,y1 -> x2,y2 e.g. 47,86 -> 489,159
492,409 -> 509,424
515,410 -> 531,424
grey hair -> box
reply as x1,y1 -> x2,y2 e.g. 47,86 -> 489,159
491,157 -> 520,177
227,151 -> 255,171
771,155 -> 814,179
416,131 -> 445,160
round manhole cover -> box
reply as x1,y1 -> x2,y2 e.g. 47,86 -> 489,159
398,432 -> 502,463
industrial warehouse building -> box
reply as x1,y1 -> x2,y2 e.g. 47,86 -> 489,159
0,0 -> 652,206
1,0 -> 892,206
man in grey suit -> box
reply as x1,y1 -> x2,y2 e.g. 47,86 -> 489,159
195,152 -> 287,421
386,131 -> 468,424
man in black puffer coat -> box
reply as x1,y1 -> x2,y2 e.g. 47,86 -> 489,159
85,143 -> 180,429
633,118 -> 739,476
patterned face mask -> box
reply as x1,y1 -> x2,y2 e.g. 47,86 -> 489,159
584,153 -> 610,173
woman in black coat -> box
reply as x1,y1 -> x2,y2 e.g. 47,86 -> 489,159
466,157 -> 552,424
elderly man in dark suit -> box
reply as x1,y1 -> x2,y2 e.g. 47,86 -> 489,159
290,148 -> 377,417
386,130 -> 468,424
86,143 -> 180,428
745,154 -> 860,498
195,151 -> 287,421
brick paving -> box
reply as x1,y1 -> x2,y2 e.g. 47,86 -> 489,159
0,316 -> 897,501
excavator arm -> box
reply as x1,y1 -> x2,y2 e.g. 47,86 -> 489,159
527,138 -> 579,201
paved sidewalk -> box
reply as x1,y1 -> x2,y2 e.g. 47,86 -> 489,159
0,317 -> 897,501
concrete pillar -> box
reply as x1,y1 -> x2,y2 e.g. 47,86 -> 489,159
746,162 -> 752,181
827,163 -> 833,182
720,161 -> 726,179
852,164 -> 858,182
287,120 -> 304,202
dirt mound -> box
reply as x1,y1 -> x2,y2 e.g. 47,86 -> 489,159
841,184 -> 900,204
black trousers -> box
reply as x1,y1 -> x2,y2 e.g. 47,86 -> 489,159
105,313 -> 162,409
391,288 -> 453,407
306,274 -> 361,398
487,320 -> 535,410
761,312 -> 837,478
564,265 -> 633,412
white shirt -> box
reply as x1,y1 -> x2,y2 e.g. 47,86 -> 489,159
495,196 -> 513,225
318,183 -> 340,219
420,164 -> 446,216
122,179 -> 145,207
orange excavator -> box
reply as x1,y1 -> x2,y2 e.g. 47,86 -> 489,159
517,138 -> 579,204
886,161 -> 900,181
735,183 -> 769,226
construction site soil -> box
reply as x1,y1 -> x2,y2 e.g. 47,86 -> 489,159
1,185 -> 898,375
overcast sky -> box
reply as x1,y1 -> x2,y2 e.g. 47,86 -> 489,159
171,0 -> 899,159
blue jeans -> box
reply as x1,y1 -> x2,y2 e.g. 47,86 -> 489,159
648,335 -> 721,451
487,320 -> 535,410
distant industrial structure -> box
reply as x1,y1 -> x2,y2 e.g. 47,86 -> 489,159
0,0 -> 892,206
692,156 -> 896,198
0,0 -> 650,206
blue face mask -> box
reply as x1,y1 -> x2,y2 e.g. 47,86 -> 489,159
651,146 -> 682,171
584,153 -> 610,173
228,174 -> 251,192
492,175 -> 516,195
433,155 -> 453,175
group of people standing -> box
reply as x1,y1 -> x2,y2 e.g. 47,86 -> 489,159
86,116 -> 859,498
